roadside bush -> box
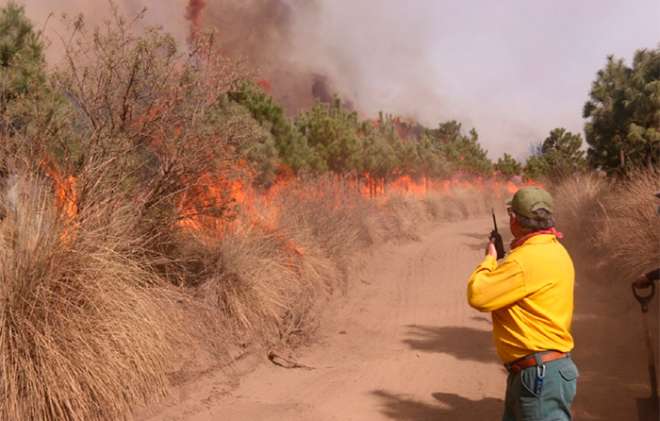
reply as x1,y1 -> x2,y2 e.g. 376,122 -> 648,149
552,172 -> 608,248
554,169 -> 659,279
596,169 -> 659,278
276,177 -> 379,256
0,172 -> 188,421
183,177 -> 375,346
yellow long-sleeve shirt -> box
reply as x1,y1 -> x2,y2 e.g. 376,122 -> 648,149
467,234 -> 575,363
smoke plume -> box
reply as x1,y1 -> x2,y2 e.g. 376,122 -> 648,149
22,1 -> 460,131
180,0 -> 454,120
20,0 -> 510,153
184,0 -> 205,42
28,0 -> 653,158
190,0 -> 324,112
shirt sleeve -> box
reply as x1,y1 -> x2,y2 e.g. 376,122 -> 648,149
467,255 -> 527,312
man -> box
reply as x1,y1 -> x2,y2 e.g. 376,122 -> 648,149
467,186 -> 578,421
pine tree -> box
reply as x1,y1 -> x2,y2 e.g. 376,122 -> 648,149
583,47 -> 660,174
541,128 -> 586,176
522,128 -> 586,180
0,2 -> 48,135
296,98 -> 361,175
0,2 -> 46,102
427,121 -> 492,176
495,153 -> 522,179
228,81 -> 321,174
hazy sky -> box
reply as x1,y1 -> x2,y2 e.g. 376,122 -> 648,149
300,1 -> 660,159
20,0 -> 660,159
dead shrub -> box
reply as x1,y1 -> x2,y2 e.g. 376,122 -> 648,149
33,11 -> 249,287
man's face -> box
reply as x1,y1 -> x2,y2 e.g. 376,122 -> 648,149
508,208 -> 526,238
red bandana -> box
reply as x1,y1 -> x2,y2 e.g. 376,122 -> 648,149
510,228 -> 564,250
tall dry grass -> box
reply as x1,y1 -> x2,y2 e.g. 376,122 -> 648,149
595,169 -> 659,278
275,178 -> 380,256
553,168 -> 659,279
180,178 -> 370,347
210,231 -> 332,340
0,172 -> 189,421
552,172 -> 608,247
427,185 -> 505,218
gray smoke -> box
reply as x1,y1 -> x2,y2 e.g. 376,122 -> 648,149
20,0 -> 660,159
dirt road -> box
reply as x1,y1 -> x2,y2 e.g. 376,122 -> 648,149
141,217 -> 654,421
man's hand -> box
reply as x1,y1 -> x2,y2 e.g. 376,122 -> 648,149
485,240 -> 497,258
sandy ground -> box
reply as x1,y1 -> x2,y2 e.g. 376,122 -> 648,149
138,216 -> 658,421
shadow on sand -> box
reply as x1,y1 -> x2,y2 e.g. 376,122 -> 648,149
371,390 -> 503,421
403,325 -> 500,364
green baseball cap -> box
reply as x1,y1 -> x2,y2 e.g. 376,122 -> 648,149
507,186 -> 554,218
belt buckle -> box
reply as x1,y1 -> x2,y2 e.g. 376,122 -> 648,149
506,352 -> 541,374
505,359 -> 525,374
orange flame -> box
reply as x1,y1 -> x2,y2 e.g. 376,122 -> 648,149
40,158 -> 78,245
175,168 -> 544,271
41,159 -> 78,220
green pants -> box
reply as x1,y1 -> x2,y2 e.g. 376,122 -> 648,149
502,354 -> 579,421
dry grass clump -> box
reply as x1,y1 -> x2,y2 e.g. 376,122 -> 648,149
276,177 -> 381,256
552,172 -> 608,246
381,194 -> 430,241
0,173 -> 187,421
595,169 -> 659,278
554,168 -> 659,279
183,178 -> 376,346
187,225 -> 336,347
420,187 -> 502,223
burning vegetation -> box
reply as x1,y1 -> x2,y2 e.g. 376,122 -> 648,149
0,7 -> 524,419
0,2 -> 656,420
